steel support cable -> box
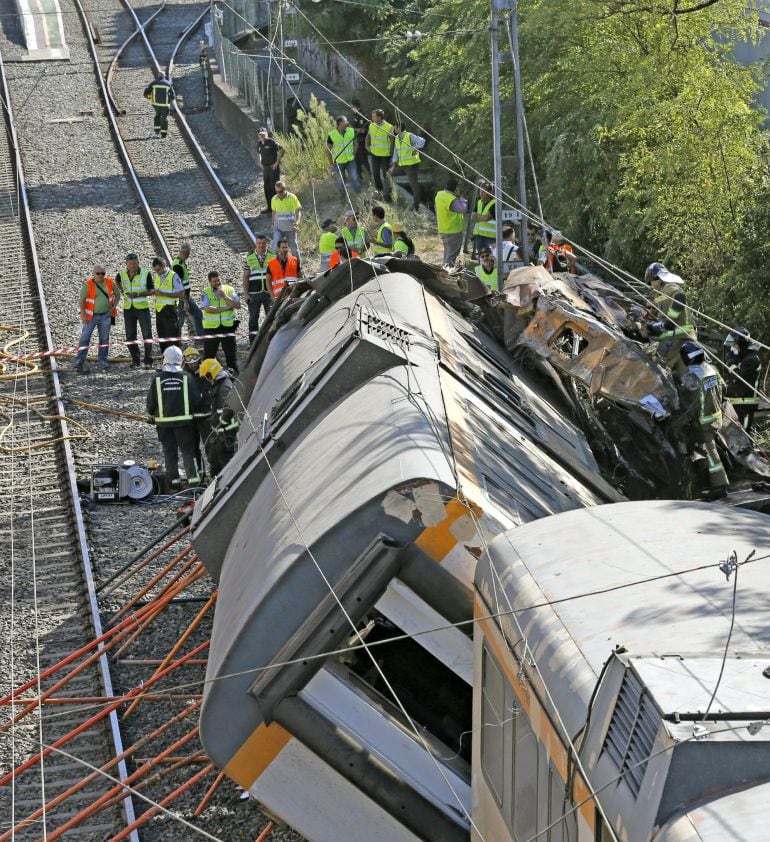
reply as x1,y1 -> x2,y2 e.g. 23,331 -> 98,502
231,0 -> 769,367
34,550 -> 770,723
233,390 -> 483,839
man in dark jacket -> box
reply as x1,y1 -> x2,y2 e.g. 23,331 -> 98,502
199,358 -> 239,477
147,345 -> 205,486
725,328 -> 761,431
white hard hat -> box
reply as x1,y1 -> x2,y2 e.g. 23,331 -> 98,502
163,346 -> 183,367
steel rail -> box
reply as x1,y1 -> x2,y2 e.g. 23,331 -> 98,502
0,49 -> 139,839
121,0 -> 256,246
105,1 -> 167,116
72,0 -> 173,265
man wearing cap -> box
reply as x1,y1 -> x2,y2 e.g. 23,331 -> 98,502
257,128 -> 284,213
340,209 -> 369,255
318,218 -> 338,271
271,181 -> 302,254
117,252 -> 154,369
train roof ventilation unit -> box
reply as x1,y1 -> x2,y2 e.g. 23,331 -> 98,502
602,668 -> 659,797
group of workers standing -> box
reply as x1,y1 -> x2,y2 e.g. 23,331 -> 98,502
74,244 -> 243,487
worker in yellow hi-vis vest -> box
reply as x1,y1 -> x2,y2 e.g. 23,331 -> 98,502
365,108 -> 394,199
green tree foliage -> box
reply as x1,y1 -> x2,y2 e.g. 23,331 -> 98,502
275,94 -> 335,187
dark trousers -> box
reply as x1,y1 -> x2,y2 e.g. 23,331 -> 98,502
206,432 -> 236,478
157,424 -> 199,483
369,154 -> 391,194
392,162 -> 422,210
247,292 -> 272,337
263,165 -> 280,207
191,416 -> 212,480
153,106 -> 170,137
203,327 -> 238,372
124,307 -> 154,364
156,305 -> 180,353
354,146 -> 368,184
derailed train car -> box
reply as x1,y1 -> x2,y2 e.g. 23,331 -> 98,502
191,257 -> 770,840
474,500 -> 770,842
191,259 -> 622,840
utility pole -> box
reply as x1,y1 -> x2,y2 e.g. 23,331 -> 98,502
490,0 -> 528,283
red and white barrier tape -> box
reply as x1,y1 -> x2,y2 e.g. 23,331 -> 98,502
9,330 -> 254,363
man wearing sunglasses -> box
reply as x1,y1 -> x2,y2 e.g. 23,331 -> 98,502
75,264 -> 120,373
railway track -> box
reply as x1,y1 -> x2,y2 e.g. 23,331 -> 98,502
89,0 -> 254,262
0,50 -> 137,840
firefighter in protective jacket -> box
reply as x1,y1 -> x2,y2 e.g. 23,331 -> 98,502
678,341 -> 728,497
144,75 -> 175,138
199,358 -> 239,478
147,346 -> 205,486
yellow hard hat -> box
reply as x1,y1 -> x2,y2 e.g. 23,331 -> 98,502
183,347 -> 201,363
199,358 -> 222,382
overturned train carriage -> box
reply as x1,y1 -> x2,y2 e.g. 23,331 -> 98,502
191,259 -> 623,840
475,501 -> 770,842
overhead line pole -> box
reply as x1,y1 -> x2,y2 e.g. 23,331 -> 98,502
489,0 -> 504,291
509,0 -> 528,264
490,0 -> 529,281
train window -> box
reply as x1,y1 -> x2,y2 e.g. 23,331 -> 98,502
341,614 -> 472,769
481,646 -> 506,804
513,713 -> 538,839
548,764 -> 577,842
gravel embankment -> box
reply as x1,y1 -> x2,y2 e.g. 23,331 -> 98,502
0,0 -> 302,836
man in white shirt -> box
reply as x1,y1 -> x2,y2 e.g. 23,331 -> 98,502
493,225 -> 520,268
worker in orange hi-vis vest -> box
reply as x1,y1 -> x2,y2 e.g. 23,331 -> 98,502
266,238 -> 303,298
75,263 -> 120,374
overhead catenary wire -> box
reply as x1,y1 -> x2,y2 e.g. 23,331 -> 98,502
35,547 -> 770,724
233,387 -> 484,838
232,0 -> 770,380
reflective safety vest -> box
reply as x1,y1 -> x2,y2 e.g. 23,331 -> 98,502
394,132 -> 420,167
83,277 -> 116,321
175,259 -> 190,292
373,221 -> 393,255
342,226 -> 367,253
245,250 -> 274,293
691,363 -> 723,428
267,255 -> 300,297
154,371 -> 192,425
473,198 -> 496,239
329,127 -> 356,164
394,237 -> 409,256
120,268 -> 151,311
435,190 -> 464,235
201,284 -> 236,328
319,232 -> 338,271
368,120 -> 393,157
272,192 -> 301,231
655,282 -> 690,329
150,81 -> 173,107
475,263 -> 498,290
154,270 -> 178,312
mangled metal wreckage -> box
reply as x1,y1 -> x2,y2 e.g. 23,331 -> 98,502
190,257 -> 770,841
